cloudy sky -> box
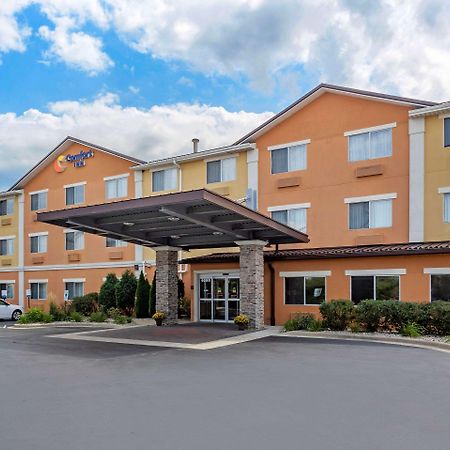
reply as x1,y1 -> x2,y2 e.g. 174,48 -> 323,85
0,0 -> 449,189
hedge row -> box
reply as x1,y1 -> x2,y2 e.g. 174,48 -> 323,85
318,300 -> 450,335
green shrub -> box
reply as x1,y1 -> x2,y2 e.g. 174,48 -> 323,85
418,301 -> 450,336
400,322 -> 423,338
178,297 -> 191,319
320,300 -> 354,331
49,302 -> 67,321
149,271 -> 156,316
98,273 -> 119,310
355,300 -> 382,332
178,277 -> 185,299
18,308 -> 53,324
116,270 -> 137,315
69,311 -> 83,322
107,307 -> 122,319
71,292 -> 98,316
306,318 -> 323,332
135,271 -> 150,318
89,311 -> 107,323
114,315 -> 128,325
283,314 -> 317,331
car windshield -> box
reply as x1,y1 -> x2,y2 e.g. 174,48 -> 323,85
0,300 -> 8,306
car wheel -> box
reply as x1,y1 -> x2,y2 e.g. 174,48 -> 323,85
11,310 -> 22,321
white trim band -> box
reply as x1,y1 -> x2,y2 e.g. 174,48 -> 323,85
438,187 -> 450,194
28,232 -> 48,237
344,193 -> 397,204
63,278 -> 86,283
424,268 -> 450,275
344,122 -> 397,137
64,181 -> 87,189
103,173 -> 130,181
267,202 -> 311,212
0,280 -> 15,284
280,271 -> 331,278
28,279 -> 48,283
268,139 -> 311,151
345,269 -> 406,276
0,235 -> 16,240
28,189 -> 48,196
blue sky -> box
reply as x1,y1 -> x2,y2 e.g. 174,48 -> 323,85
0,0 -> 449,190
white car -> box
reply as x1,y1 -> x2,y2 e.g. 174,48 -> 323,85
0,299 -> 23,321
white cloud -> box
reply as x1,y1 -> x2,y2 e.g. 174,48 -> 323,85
0,93 -> 272,189
0,0 -> 32,55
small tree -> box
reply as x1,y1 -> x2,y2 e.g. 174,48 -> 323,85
116,270 -> 137,316
178,277 -> 185,299
135,271 -> 150,318
149,270 -> 156,316
99,273 -> 119,310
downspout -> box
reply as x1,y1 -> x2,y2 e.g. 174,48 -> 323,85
268,263 -> 276,326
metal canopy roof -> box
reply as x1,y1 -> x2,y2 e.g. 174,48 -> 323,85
37,189 -> 309,250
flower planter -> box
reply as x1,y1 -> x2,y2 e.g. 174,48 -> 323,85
237,323 -> 248,331
155,318 -> 163,327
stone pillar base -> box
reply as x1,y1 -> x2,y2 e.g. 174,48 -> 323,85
235,240 -> 267,329
155,246 -> 180,325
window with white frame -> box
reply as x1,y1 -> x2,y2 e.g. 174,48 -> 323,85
30,191 -> 48,211
105,237 -> 127,247
270,206 -> 308,233
284,276 -> 326,305
30,282 -> 47,300
206,157 -> 236,183
0,198 -> 14,216
430,274 -> 450,301
348,197 -> 393,229
65,231 -> 84,251
65,184 -> 85,206
0,237 -> 14,256
443,193 -> 450,223
30,234 -> 48,253
444,118 -> 450,148
351,275 -> 399,304
65,281 -> 84,299
105,175 -> 128,199
348,126 -> 393,161
152,168 -> 178,192
0,283 -> 14,299
271,142 -> 307,174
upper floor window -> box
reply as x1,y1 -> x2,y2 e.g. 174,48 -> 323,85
30,282 -> 47,300
65,183 -> 85,206
0,198 -> 14,216
347,124 -> 394,161
346,194 -> 395,229
30,191 -> 48,211
152,168 -> 178,192
105,175 -> 128,200
65,231 -> 84,251
106,237 -> 127,248
351,275 -> 400,304
207,157 -> 236,183
65,281 -> 84,300
30,234 -> 48,253
270,142 -> 307,174
0,237 -> 14,256
270,204 -> 309,233
444,118 -> 450,148
444,193 -> 450,223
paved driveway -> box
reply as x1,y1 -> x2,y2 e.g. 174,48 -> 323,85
0,326 -> 449,450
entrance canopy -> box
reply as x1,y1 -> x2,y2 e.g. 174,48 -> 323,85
37,189 -> 308,250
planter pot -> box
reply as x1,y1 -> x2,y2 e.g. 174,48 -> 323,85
155,318 -> 163,327
237,323 -> 248,331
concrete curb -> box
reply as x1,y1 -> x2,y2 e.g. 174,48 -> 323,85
12,321 -> 153,329
279,331 -> 450,354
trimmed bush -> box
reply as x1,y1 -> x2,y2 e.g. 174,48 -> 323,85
284,314 -> 316,331
89,311 -> 107,323
116,270 -> 137,316
178,277 -> 185,299
69,311 -> 83,322
418,301 -> 450,336
320,300 -> 354,331
19,308 -> 52,324
149,271 -> 156,316
71,292 -> 98,316
135,271 -> 150,318
114,315 -> 128,325
99,273 -> 119,310
178,297 -> 191,319
355,300 -> 383,332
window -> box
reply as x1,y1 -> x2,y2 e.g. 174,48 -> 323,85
349,199 -> 392,229
351,275 -> 399,304
30,282 -> 47,300
65,282 -> 84,300
65,231 -> 84,250
271,143 -> 307,174
152,168 -> 178,192
30,234 -> 48,253
30,191 -> 48,211
105,176 -> 128,199
65,184 -> 85,205
0,198 -> 14,216
0,238 -> 14,256
444,193 -> 450,223
284,277 -> 326,305
444,118 -> 450,148
106,237 -> 127,247
0,283 -> 14,299
348,127 -> 392,161
207,158 -> 236,183
271,207 -> 307,232
431,275 -> 450,301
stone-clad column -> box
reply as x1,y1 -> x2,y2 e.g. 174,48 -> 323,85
154,246 -> 180,324
235,240 -> 267,329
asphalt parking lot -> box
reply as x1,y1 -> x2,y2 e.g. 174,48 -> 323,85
1,326 -> 449,450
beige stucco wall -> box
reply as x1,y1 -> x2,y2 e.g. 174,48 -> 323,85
0,195 -> 20,267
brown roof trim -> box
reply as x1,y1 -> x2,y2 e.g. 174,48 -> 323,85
182,241 -> 450,264
9,136 -> 146,191
234,83 -> 437,145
